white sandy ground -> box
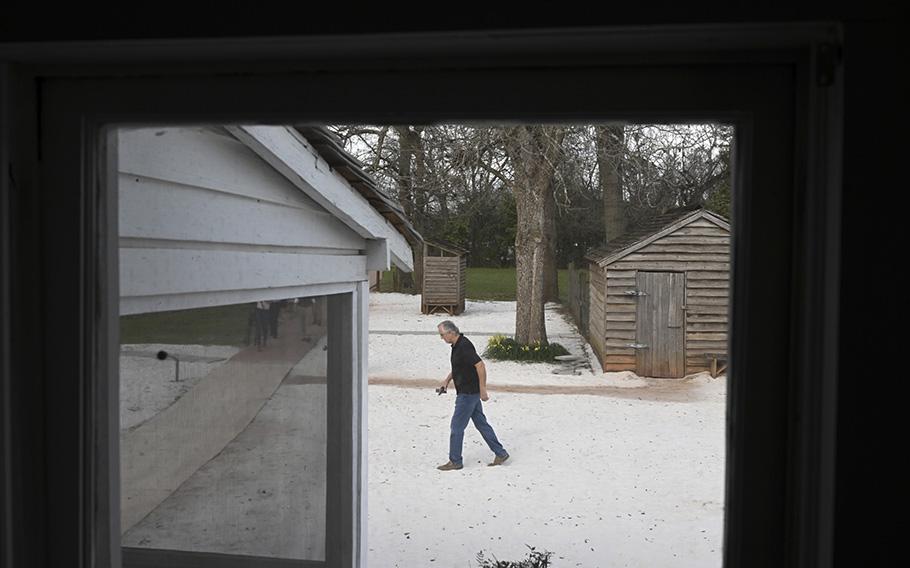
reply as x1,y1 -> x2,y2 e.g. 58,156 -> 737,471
367,293 -> 725,567
368,382 -> 724,568
119,344 -> 241,431
118,293 -> 726,567
369,293 -> 661,388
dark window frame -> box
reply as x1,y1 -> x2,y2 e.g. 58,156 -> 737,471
0,23 -> 843,567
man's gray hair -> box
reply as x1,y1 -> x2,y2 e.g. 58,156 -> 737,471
438,320 -> 459,334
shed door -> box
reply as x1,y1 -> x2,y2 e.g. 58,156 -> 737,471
635,272 -> 685,377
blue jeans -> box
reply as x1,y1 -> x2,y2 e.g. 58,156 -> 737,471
449,393 -> 507,465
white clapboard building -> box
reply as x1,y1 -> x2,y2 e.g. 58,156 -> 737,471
117,124 -> 420,566
119,125 -> 419,314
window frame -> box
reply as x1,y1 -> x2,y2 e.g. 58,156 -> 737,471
0,23 -> 843,568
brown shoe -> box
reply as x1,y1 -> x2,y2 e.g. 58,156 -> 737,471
436,461 -> 463,471
488,453 -> 510,466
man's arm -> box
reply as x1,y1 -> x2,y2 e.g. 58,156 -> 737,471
440,371 -> 452,390
476,361 -> 489,401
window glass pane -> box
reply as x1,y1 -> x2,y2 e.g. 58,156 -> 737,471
355,122 -> 731,567
119,297 -> 328,561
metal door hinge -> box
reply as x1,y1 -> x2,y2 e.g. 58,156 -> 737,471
624,290 -> 648,296
628,343 -> 648,350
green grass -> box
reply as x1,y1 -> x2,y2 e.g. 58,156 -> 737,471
381,267 -> 570,303
466,267 -> 517,301
119,303 -> 253,346
123,268 -> 572,345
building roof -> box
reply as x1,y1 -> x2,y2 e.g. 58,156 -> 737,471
294,126 -> 423,247
584,205 -> 730,266
424,239 -> 468,256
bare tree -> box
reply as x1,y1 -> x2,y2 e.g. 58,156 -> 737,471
328,122 -> 732,310
394,125 -> 427,292
502,125 -> 566,345
596,124 -> 626,244
621,124 -> 733,225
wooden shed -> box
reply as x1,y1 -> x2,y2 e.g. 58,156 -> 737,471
421,240 -> 468,315
585,206 -> 731,378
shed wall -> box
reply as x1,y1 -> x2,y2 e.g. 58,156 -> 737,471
593,217 -> 731,376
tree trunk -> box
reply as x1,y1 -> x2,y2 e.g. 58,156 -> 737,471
395,126 -> 414,218
597,124 -> 626,244
505,126 -> 565,345
395,126 -> 419,292
542,178 -> 559,302
514,187 -> 548,345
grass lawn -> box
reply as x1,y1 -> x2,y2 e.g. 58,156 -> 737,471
123,268 -> 570,345
120,303 -> 253,346
381,267 -> 570,303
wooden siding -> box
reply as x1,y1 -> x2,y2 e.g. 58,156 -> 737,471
423,258 -> 460,302
228,125 -> 414,271
588,266 -> 607,362
119,127 -> 369,314
459,256 -> 467,311
635,272 -> 685,377
592,216 -> 731,376
421,255 -> 467,314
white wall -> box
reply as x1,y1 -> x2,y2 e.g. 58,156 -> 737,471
118,126 -> 370,314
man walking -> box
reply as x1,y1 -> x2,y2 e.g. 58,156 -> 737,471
436,320 -> 509,471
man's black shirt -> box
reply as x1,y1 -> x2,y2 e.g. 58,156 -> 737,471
450,334 -> 482,394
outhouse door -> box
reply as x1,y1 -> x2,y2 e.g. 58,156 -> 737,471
635,272 -> 686,377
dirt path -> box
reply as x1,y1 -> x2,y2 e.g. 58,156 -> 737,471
368,375 -> 723,402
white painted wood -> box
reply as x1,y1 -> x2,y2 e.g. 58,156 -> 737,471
366,239 -> 390,271
119,174 -> 365,251
120,282 -> 357,315
354,282 -> 369,568
120,248 -> 366,297
119,238 -> 360,257
227,125 -> 413,271
116,125 -> 415,325
118,127 -> 327,210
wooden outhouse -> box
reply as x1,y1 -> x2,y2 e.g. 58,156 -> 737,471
585,206 -> 731,378
421,240 -> 468,315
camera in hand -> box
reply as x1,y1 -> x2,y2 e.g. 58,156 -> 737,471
435,386 -> 447,395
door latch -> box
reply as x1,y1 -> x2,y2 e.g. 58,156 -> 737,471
627,343 -> 649,349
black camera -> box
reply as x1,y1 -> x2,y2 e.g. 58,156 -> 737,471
435,386 -> 447,395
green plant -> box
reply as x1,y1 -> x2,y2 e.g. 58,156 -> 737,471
483,334 -> 569,363
475,545 -> 554,567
